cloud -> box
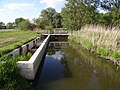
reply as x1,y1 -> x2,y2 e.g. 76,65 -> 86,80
3,3 -> 34,11
0,8 -> 5,12
33,0 -> 37,4
40,0 -> 64,7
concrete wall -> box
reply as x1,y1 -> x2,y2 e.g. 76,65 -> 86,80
21,45 -> 27,55
17,35 -> 50,80
7,37 -> 41,57
7,48 -> 20,57
28,41 -> 34,51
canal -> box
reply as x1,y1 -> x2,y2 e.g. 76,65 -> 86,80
31,39 -> 120,90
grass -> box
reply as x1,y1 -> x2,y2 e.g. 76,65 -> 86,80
0,29 -> 18,31
0,53 -> 32,90
69,25 -> 120,64
0,30 -> 40,90
0,30 -> 40,56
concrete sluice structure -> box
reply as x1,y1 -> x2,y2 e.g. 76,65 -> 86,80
7,36 -> 44,57
17,35 -> 50,80
5,34 -> 68,80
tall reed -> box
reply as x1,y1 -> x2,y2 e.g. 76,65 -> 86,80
69,25 -> 120,63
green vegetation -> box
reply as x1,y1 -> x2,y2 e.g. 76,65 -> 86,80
15,18 -> 36,31
0,30 -> 39,89
0,30 -> 39,90
0,0 -> 119,89
0,53 -> 32,90
0,22 -> 6,29
1,1 -> 119,31
61,0 -> 120,30
65,41 -> 120,90
69,25 -> 120,64
0,31 -> 40,56
62,0 -> 120,66
35,7 -> 62,30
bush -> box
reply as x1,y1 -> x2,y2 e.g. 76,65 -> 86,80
0,57 -> 28,90
0,58 -> 17,89
18,20 -> 35,31
45,26 -> 54,33
0,53 -> 32,90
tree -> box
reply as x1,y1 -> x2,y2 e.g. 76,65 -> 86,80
108,8 -> 120,27
61,7 -> 74,30
100,0 -> 120,27
101,0 -> 120,11
15,18 -> 26,26
53,13 -> 62,28
35,18 -> 48,29
18,20 -> 34,31
36,7 -> 62,29
61,0 -> 100,30
6,22 -> 14,29
0,22 -> 6,29
40,7 -> 56,27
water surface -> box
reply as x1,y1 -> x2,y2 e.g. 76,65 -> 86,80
34,41 -> 120,90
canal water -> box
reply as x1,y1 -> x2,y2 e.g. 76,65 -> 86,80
33,41 -> 120,90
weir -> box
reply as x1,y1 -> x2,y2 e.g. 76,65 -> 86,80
17,34 -> 69,80
17,35 -> 50,80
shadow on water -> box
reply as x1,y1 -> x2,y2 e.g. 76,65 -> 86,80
60,58 -> 73,78
67,41 -> 120,90
29,38 -> 120,90
50,35 -> 68,42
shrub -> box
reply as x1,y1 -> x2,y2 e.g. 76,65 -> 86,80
45,26 -> 54,33
18,20 -> 34,31
0,53 -> 32,90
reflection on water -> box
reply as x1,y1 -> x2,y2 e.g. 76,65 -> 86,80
34,41 -> 120,90
48,51 -> 64,60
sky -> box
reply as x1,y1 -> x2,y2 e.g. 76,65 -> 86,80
0,0 -> 66,24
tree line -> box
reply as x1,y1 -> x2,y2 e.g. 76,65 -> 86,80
61,0 -> 120,30
0,18 -> 35,30
0,0 -> 119,31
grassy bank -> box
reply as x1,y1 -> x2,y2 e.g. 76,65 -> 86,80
0,31 -> 40,56
69,25 -> 120,64
0,30 -> 40,89
0,53 -> 32,90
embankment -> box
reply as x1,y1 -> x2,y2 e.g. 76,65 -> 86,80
69,25 -> 120,66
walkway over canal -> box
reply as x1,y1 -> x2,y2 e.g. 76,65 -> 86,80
43,34 -> 70,36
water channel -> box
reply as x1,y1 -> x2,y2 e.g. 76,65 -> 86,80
31,38 -> 120,90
